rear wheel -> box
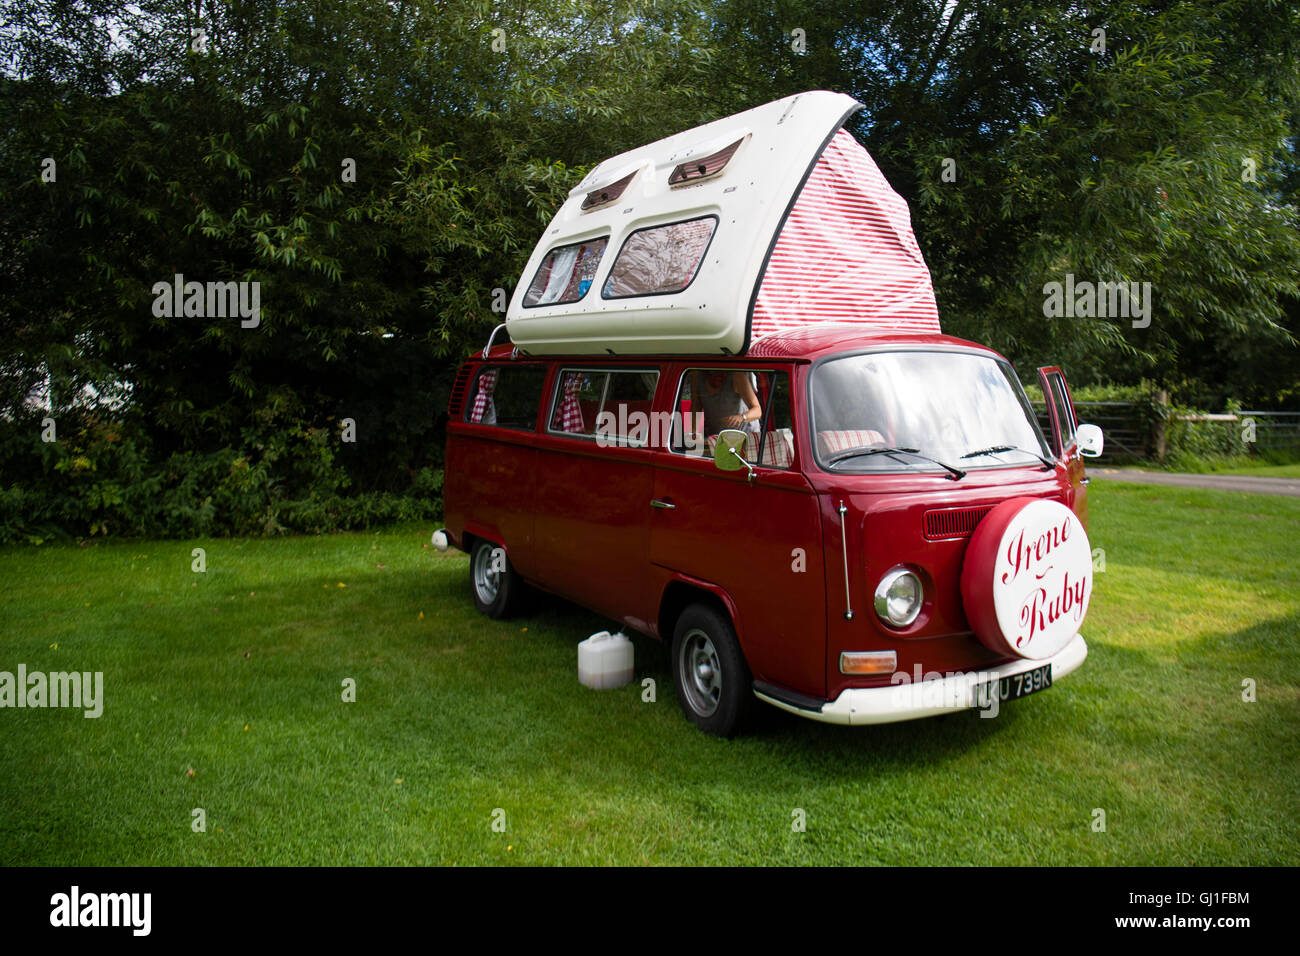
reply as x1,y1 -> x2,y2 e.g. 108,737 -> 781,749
671,603 -> 754,737
470,539 -> 524,619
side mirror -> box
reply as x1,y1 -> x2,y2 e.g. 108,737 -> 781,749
713,429 -> 755,480
1077,423 -> 1104,458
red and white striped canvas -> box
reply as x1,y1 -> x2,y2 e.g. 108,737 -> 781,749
751,129 -> 940,340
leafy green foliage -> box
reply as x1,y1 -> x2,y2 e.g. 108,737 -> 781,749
0,1 -> 723,539
709,1 -> 1300,393
2,1 -> 1298,540
0,408 -> 441,542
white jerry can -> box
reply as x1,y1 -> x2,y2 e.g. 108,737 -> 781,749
578,631 -> 634,690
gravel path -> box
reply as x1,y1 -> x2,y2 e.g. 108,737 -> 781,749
1091,467 -> 1300,497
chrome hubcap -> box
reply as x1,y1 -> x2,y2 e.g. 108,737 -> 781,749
473,546 -> 504,603
680,628 -> 721,717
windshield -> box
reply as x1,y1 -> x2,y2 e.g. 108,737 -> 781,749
810,350 -> 1051,473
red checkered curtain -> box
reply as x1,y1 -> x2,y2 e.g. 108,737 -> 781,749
558,372 -> 585,432
470,369 -> 498,424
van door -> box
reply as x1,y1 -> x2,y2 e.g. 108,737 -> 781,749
649,366 -> 827,700
1038,366 -> 1088,526
530,367 -> 660,630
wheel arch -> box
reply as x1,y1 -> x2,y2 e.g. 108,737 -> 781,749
658,577 -> 744,652
461,525 -> 505,556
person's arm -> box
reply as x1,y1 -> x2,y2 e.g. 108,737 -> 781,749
728,372 -> 761,428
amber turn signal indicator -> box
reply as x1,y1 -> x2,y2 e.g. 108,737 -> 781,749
839,651 -> 898,675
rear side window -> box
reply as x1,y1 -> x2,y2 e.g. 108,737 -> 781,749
549,369 -> 659,447
602,216 -> 717,299
523,237 -> 608,307
671,368 -> 796,468
466,365 -> 547,429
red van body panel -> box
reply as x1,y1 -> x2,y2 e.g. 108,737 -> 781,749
446,428 -> 538,575
529,430 -> 658,630
648,445 -> 828,699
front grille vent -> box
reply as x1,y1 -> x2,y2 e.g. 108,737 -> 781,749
923,506 -> 993,540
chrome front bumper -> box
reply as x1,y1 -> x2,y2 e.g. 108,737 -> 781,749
754,634 -> 1088,726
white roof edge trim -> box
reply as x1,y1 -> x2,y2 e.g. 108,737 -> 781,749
506,90 -> 863,356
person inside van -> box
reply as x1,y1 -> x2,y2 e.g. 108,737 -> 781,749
688,370 -> 762,453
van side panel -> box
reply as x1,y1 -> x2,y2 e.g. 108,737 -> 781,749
444,426 -> 539,576
649,451 -> 827,700
529,435 -> 656,630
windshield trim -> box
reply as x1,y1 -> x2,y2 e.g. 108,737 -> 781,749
805,345 -> 1054,476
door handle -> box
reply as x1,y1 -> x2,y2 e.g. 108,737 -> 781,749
650,499 -> 676,510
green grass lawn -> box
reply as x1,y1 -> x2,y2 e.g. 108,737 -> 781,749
1,481 -> 1297,866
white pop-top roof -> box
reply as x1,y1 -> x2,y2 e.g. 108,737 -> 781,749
504,90 -> 939,356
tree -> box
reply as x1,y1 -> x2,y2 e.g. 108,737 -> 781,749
697,1 -> 1300,396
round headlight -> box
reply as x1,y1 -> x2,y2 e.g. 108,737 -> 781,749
874,567 -> 923,628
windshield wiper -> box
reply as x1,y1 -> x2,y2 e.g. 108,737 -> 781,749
827,446 -> 966,480
960,445 -> 1054,470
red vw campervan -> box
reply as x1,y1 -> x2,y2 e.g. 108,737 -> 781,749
434,92 -> 1104,736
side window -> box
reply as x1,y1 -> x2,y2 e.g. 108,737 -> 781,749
1047,374 -> 1077,452
523,236 -> 608,307
671,368 -> 796,468
549,370 -> 606,437
602,216 -> 717,298
548,369 -> 659,447
465,365 -> 546,429
763,376 -> 796,468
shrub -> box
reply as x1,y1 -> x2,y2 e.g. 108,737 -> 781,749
0,409 -> 442,543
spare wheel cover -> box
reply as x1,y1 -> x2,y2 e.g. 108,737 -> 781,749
960,497 -> 1092,660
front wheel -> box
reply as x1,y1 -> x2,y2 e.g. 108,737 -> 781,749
470,539 -> 525,619
671,603 -> 754,737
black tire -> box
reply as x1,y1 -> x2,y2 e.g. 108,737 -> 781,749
469,539 -> 524,619
670,603 -> 754,737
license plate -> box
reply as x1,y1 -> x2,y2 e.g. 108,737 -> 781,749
977,664 -> 1052,705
